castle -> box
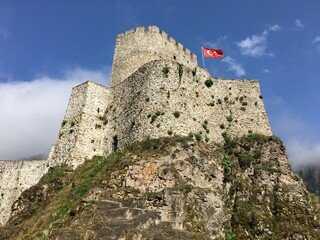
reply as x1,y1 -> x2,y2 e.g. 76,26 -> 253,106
0,26 -> 272,225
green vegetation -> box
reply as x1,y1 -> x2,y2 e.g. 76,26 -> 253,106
192,68 -> 197,77
194,132 -> 202,141
98,114 -> 108,125
184,200 -> 206,233
204,79 -> 213,88
126,136 -> 192,154
61,120 -> 67,127
162,66 -> 169,77
167,130 -> 173,135
226,115 -> 233,122
150,111 -> 164,124
225,229 -> 237,240
145,97 -> 150,102
144,190 -> 163,201
178,63 -> 183,81
220,123 -> 225,129
201,120 -> 210,133
222,153 -> 231,173
173,111 -> 181,118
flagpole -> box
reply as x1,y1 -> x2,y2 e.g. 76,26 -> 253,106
201,47 -> 205,68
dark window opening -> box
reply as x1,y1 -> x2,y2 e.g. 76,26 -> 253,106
97,108 -> 100,113
173,56 -> 176,60
112,136 -> 118,152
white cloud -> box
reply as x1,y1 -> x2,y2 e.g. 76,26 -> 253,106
267,24 -> 281,31
313,36 -> 320,43
267,98 -> 320,169
237,30 -> 269,57
287,140 -> 320,169
0,67 -> 109,160
312,36 -> 320,53
222,56 -> 246,77
294,19 -> 304,30
237,24 -> 280,57
262,68 -> 270,73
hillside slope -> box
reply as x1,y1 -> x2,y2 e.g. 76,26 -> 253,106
1,135 -> 319,240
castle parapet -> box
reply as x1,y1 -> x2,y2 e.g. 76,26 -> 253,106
110,25 -> 198,86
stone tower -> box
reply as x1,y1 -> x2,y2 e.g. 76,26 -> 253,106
110,26 -> 197,86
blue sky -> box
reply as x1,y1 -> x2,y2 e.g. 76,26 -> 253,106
0,0 -> 319,168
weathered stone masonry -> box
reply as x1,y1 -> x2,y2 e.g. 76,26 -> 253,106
0,160 -> 48,225
0,25 -> 272,226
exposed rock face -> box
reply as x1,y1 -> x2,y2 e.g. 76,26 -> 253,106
0,136 -> 319,239
0,160 -> 48,226
222,134 -> 320,239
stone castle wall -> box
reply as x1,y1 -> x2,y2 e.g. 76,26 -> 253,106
110,26 -> 197,86
49,81 -> 111,168
108,60 -> 271,150
0,160 -> 48,225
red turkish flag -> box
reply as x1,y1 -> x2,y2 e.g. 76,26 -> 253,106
203,47 -> 224,58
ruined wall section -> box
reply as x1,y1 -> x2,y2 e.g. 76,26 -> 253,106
109,60 -> 272,149
0,160 -> 48,225
110,26 -> 197,86
48,81 -> 111,168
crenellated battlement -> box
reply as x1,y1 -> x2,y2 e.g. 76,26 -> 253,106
118,26 -> 197,60
110,26 -> 197,86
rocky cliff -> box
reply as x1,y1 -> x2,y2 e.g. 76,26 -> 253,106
1,134 -> 319,240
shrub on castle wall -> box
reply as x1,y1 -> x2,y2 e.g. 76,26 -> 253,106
178,63 -> 183,81
61,120 -> 67,127
162,66 -> 169,78
194,133 -> 202,142
173,111 -> 180,118
192,68 -> 197,77
204,79 -> 213,88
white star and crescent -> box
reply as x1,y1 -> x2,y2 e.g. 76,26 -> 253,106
207,50 -> 216,56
